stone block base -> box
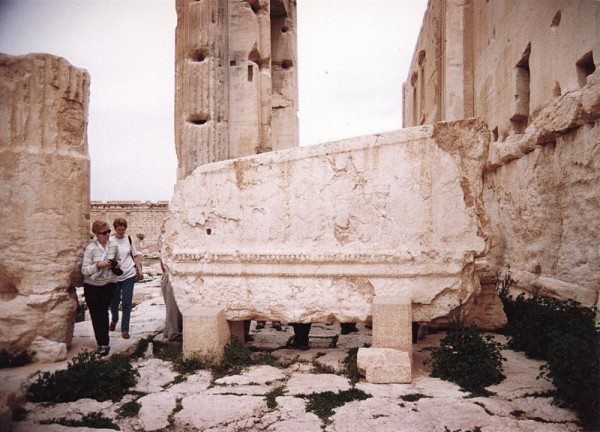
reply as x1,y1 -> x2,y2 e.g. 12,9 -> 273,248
182,306 -> 230,363
357,348 -> 411,383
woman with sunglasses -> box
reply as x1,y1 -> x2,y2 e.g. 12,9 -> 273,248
81,220 -> 118,357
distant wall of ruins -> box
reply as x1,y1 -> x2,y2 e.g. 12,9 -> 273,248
91,201 -> 168,255
404,0 -> 600,308
174,0 -> 299,179
0,53 -> 90,351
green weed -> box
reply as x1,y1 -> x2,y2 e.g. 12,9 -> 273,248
425,326 -> 505,393
343,347 -> 360,385
116,400 -> 141,419
27,351 -> 138,403
400,393 -> 431,402
265,385 -> 286,409
40,412 -> 118,430
301,388 -> 371,423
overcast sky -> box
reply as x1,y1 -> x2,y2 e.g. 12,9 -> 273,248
0,0 -> 427,202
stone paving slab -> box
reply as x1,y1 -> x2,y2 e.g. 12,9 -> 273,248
4,276 -> 581,432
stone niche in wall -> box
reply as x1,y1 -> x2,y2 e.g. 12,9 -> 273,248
163,118 -> 491,324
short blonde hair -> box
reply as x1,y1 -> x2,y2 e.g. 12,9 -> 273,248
91,220 -> 110,234
113,218 -> 128,229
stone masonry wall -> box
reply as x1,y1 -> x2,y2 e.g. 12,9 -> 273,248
91,201 -> 169,255
0,53 -> 90,351
403,0 -> 600,309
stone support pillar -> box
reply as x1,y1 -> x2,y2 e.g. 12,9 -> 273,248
0,53 -> 90,352
371,294 -> 413,354
441,0 -> 473,121
357,349 -> 411,384
182,306 -> 231,363
358,293 -> 413,383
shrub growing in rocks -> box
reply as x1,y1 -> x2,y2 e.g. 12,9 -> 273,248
27,351 -> 139,403
426,326 -> 505,393
498,272 -> 600,431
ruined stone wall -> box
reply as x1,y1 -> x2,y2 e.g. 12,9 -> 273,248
0,53 -> 90,351
403,0 -> 600,309
91,201 -> 169,255
402,0 -> 443,127
174,0 -> 298,179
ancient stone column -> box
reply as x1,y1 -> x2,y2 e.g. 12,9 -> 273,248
175,0 -> 230,180
174,0 -> 299,179
0,53 -> 90,353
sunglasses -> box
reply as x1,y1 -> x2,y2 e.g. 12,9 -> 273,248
98,230 -> 111,236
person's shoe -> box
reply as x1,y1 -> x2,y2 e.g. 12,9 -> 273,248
122,331 -> 130,339
96,345 -> 110,357
289,341 -> 310,351
109,322 -> 116,331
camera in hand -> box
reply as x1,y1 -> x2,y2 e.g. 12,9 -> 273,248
109,259 -> 123,276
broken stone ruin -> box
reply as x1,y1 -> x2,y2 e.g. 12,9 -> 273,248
163,118 -> 491,380
1,0 -> 599,431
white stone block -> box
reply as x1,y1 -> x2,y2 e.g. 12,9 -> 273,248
164,121 -> 490,325
357,348 -> 411,384
182,306 -> 230,363
30,336 -> 67,363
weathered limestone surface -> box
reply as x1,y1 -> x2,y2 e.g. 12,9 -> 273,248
182,306 -> 230,361
29,336 -> 67,363
404,0 -> 600,309
371,295 -> 412,353
484,71 -> 600,307
462,265 -> 507,330
357,348 -> 411,384
175,0 -> 229,179
6,302 -> 580,431
175,0 -> 298,180
163,119 -> 490,324
0,53 -> 90,351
